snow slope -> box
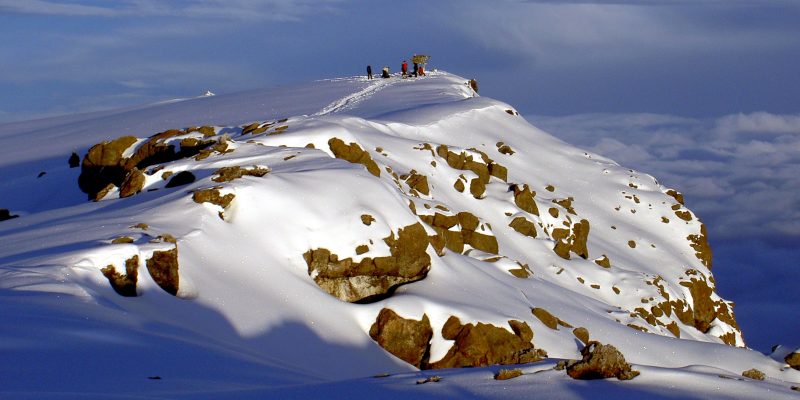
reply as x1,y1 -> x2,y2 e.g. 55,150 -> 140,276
1,71 -> 798,399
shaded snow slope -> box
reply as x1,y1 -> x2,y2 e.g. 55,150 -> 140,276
1,72 -> 798,399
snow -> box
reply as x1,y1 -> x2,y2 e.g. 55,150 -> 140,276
1,71 -> 798,399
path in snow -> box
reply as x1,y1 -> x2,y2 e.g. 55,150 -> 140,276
314,76 -> 399,116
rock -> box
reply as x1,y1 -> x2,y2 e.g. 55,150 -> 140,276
328,138 -> 381,177
509,216 -> 537,238
532,307 -> 568,330
119,168 -> 145,198
566,341 -> 639,380
111,236 -> 134,244
741,368 -> 765,381
146,247 -> 179,296
0,208 -> 19,221
785,350 -> 800,370
361,214 -> 375,225
68,152 -> 80,168
192,188 -> 235,209
511,184 -> 539,215
369,308 -> 432,368
494,369 -> 523,380
100,255 -> 139,297
165,171 -> 196,188
573,327 -> 590,345
687,223 -> 713,269
429,317 -> 546,369
78,136 -> 137,199
304,223 -> 431,303
212,166 -> 270,183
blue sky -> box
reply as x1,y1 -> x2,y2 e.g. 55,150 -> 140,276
1,0 -> 798,351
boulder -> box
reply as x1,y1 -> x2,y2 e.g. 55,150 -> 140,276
369,308 -> 432,368
566,341 -> 639,380
429,316 -> 546,369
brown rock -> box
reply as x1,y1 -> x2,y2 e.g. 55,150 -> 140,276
509,217 -> 537,238
111,236 -> 134,244
687,223 -> 713,269
100,255 -> 139,297
786,351 -> 800,370
405,172 -> 430,195
328,138 -> 381,177
594,255 -> 611,268
566,341 -> 639,380
78,136 -> 137,199
146,247 -> 179,296
119,168 -> 145,198
361,214 -> 376,225
666,189 -> 685,205
429,318 -> 546,369
532,307 -> 560,330
494,369 -> 523,380
212,166 -> 270,183
573,327 -> 590,345
512,184 -> 539,215
192,188 -> 235,209
741,368 -> 765,380
304,223 -> 431,302
369,308 -> 433,368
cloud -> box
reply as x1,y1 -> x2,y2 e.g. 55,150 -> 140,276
530,111 -> 800,244
0,0 -> 342,21
441,1 -> 800,71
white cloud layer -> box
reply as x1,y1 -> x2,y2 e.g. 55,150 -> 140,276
531,112 -> 800,244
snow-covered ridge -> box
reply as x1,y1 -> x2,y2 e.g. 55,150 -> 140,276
1,71 -> 798,398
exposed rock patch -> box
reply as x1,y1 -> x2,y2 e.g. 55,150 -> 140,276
192,188 -> 235,219
419,211 -> 499,255
212,166 -> 270,183
532,307 -> 572,330
328,138 -> 381,177
429,316 -> 546,369
146,247 -> 179,296
304,223 -> 431,302
786,351 -> 800,370
741,368 -> 765,380
510,184 -> 539,215
494,369 -> 523,380
369,308 -> 432,368
687,224 -> 713,269
100,255 -> 139,297
119,168 -> 145,198
566,341 -> 639,380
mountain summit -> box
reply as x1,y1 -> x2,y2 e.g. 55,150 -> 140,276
1,71 -> 797,399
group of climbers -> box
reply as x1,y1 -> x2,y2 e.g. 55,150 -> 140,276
366,55 -> 427,80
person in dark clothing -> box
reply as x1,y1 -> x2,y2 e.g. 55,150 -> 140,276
367,65 -> 373,79
401,60 -> 408,77
381,66 -> 390,78
413,62 -> 418,77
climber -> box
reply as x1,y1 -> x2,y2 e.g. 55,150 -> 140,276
366,65 -> 373,80
381,66 -> 390,78
401,60 -> 408,77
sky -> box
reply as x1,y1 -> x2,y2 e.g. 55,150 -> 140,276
0,0 -> 798,351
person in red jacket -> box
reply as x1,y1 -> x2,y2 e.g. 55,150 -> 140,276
401,60 -> 408,77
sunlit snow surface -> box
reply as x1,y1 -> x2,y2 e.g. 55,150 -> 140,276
1,72 -> 798,399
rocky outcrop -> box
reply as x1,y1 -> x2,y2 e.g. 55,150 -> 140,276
146,247 -> 180,296
552,219 -> 591,260
119,168 -> 145,198
369,308 -> 432,368
566,341 -> 639,380
212,165 -> 270,183
100,255 -> 139,297
304,223 -> 431,303
786,350 -> 800,370
429,316 -> 546,369
419,211 -> 499,255
687,224 -> 713,269
78,128 -> 226,200
328,138 -> 381,177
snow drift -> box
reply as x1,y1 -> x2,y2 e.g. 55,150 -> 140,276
1,71 -> 798,399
